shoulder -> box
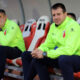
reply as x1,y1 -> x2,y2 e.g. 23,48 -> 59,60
66,17 -> 80,28
49,23 -> 55,30
9,19 -> 18,26
7,19 -> 19,28
66,19 -> 80,33
4,19 -> 20,31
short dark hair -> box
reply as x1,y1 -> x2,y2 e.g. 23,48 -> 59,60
67,13 -> 76,20
0,9 -> 6,15
51,3 -> 66,13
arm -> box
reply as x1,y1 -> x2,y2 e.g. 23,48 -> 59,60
38,24 -> 56,52
47,23 -> 80,59
31,24 -> 56,59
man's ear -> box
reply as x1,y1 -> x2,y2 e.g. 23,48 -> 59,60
5,16 -> 7,19
64,12 -> 67,16
4,15 -> 7,21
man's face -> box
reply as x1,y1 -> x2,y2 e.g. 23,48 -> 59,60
52,7 -> 67,25
0,13 -> 7,28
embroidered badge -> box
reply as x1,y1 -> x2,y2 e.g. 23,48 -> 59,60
71,28 -> 74,31
11,27 -> 14,29
63,31 -> 65,38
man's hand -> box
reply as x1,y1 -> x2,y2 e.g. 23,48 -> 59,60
31,48 -> 44,59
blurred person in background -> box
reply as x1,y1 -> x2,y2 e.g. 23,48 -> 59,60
67,12 -> 76,20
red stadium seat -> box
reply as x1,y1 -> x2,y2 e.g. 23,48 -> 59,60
23,19 -> 37,50
34,16 -> 50,48
28,16 -> 50,51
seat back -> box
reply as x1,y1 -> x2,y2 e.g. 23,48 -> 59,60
28,16 -> 50,51
23,19 -> 37,50
23,19 -> 36,37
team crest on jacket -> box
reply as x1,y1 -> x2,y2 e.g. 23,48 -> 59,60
4,30 -> 7,35
11,26 -> 14,29
71,28 -> 74,31
63,31 -> 65,38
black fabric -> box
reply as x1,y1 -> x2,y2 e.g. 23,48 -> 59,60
21,51 -> 59,80
0,46 -> 22,79
59,55 -> 80,80
21,51 -> 37,80
22,51 -> 80,80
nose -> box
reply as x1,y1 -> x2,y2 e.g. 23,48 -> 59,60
54,15 -> 58,19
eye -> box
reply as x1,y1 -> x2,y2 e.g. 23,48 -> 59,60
53,14 -> 55,17
57,13 -> 61,16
